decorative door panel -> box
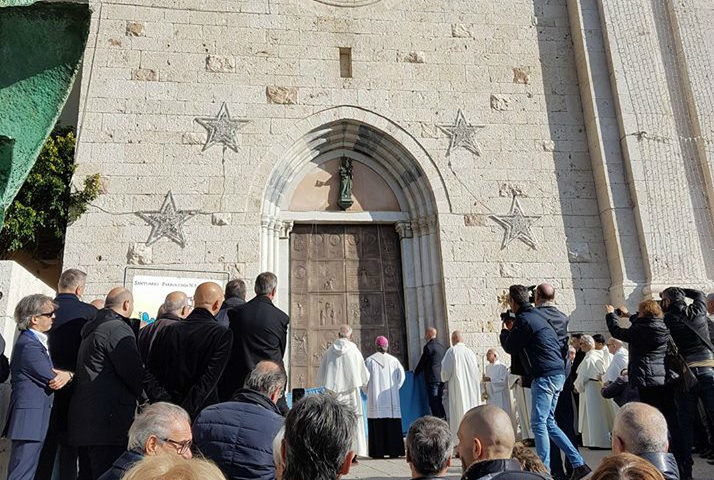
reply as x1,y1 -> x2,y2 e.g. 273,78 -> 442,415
289,224 -> 407,388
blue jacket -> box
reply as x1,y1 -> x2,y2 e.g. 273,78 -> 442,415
193,389 -> 284,480
500,305 -> 565,379
3,330 -> 55,441
97,449 -> 144,480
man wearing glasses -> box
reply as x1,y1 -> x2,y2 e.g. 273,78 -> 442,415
98,402 -> 193,480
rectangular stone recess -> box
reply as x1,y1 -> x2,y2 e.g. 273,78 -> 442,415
339,47 -> 352,78
289,224 -> 407,388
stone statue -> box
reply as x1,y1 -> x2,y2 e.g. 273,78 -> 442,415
338,157 -> 354,210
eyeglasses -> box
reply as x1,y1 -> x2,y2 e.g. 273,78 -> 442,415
36,310 -> 57,318
159,437 -> 192,455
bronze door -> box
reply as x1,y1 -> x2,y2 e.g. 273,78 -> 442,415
289,224 -> 407,388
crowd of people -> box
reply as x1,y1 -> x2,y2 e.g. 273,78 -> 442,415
0,269 -> 712,480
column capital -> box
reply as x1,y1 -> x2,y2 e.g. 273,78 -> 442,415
395,221 -> 413,239
279,220 -> 294,239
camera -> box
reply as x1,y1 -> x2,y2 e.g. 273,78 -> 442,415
527,285 -> 536,304
500,310 -> 516,322
614,308 -> 624,317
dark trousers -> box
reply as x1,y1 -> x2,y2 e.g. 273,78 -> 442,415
639,385 -> 688,478
35,406 -> 78,480
78,445 -> 125,480
427,382 -> 446,419
550,383 -> 576,480
8,440 -> 44,480
677,367 -> 714,478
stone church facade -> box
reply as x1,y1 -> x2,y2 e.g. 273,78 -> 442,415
64,0 -> 714,380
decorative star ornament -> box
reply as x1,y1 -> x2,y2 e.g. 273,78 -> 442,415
438,109 -> 486,156
194,102 -> 249,152
490,195 -> 541,250
136,191 -> 196,248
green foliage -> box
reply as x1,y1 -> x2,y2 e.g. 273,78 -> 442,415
0,126 -> 100,259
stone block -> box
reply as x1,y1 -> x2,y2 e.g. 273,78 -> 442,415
127,243 -> 153,265
211,213 -> 231,226
451,23 -> 474,38
126,21 -> 145,37
512,66 -> 531,84
463,214 -> 487,227
266,86 -> 298,105
131,68 -> 157,81
206,55 -> 235,73
490,94 -> 511,111
397,51 -> 425,64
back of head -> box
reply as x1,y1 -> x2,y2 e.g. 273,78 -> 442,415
591,453 -> 665,480
593,334 -> 606,345
613,402 -> 668,455
244,360 -> 287,397
58,268 -> 87,293
580,335 -> 595,350
451,330 -> 463,345
128,402 -> 191,452
660,287 -> 685,307
406,416 -> 452,477
508,285 -> 530,308
338,324 -> 352,339
193,282 -> 224,312
122,455 -> 226,480
105,287 -> 133,315
255,272 -> 278,296
283,393 -> 356,480
536,283 -> 555,302
459,405 -> 515,469
511,443 -> 548,474
225,279 -> 247,300
163,291 -> 189,315
638,300 -> 663,318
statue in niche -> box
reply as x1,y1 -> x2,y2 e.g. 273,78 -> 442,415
338,157 -> 354,210
320,302 -> 335,326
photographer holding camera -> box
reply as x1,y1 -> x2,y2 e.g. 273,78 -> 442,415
500,285 -> 590,480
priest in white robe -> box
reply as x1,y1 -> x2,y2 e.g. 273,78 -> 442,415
483,349 -> 511,417
440,330 -> 482,443
317,325 -> 370,457
364,335 -> 405,459
594,334 -> 613,370
574,335 -> 614,448
509,374 -> 534,441
603,338 -> 628,384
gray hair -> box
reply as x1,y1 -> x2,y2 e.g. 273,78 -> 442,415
58,268 -> 87,292
225,279 -> 247,300
127,402 -> 190,451
614,402 -> 669,454
254,272 -> 278,296
283,393 -> 356,480
406,416 -> 452,476
580,335 -> 595,348
272,426 -> 285,470
244,361 -> 287,396
163,292 -> 189,314
338,325 -> 352,338
14,294 -> 57,331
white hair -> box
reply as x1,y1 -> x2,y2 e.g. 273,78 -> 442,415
580,335 -> 595,348
127,402 -> 190,451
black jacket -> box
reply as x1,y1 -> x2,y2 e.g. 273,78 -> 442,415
601,375 -> 639,406
535,304 -> 570,362
606,313 -> 669,387
137,312 -> 181,364
663,289 -> 713,364
215,297 -> 245,329
500,305 -> 564,379
219,296 -> 288,401
148,308 -> 233,419
639,452 -> 680,480
193,388 -> 284,480
68,308 -> 143,446
97,450 -> 144,480
462,459 -> 550,480
415,339 -> 447,384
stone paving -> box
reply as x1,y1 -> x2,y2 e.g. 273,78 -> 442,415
345,449 -> 714,480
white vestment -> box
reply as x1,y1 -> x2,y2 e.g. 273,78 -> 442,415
317,338 -> 370,457
485,360 -> 512,417
440,343 -> 482,442
603,347 -> 629,384
574,350 -> 614,448
365,352 -> 405,418
509,374 -> 533,440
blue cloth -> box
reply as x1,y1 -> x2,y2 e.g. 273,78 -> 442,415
8,439 -> 43,480
530,374 -> 584,471
97,450 -> 144,480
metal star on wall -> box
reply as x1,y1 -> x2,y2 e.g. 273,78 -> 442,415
438,109 -> 486,156
490,195 -> 541,250
194,102 -> 249,152
136,191 -> 196,248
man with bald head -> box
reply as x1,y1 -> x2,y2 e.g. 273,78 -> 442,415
458,405 -> 548,479
68,287 -> 144,479
148,282 -> 233,419
138,291 -> 192,363
612,402 -> 679,480
441,331 -> 482,444
415,327 -> 447,419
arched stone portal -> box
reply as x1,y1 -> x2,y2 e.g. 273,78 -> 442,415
260,106 -> 449,385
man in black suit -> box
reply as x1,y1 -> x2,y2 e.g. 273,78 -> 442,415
137,291 -> 192,364
414,327 -> 446,419
36,269 -> 97,480
215,278 -> 247,328
147,282 -> 233,419
219,272 -> 289,404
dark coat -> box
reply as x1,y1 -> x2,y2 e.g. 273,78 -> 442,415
414,338 -> 447,384
462,458 -> 550,480
219,296 -> 288,401
137,312 -> 181,364
97,450 -> 144,480
664,289 -> 713,363
47,293 -> 97,432
500,305 -> 564,379
639,452 -> 680,480
606,313 -> 669,388
535,304 -> 570,361
0,332 -> 9,383
68,308 -> 144,446
193,388 -> 284,480
3,330 -> 55,441
601,375 -> 639,406
215,297 -> 246,329
148,308 -> 233,418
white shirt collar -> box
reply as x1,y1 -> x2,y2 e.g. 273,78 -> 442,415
29,329 -> 49,351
